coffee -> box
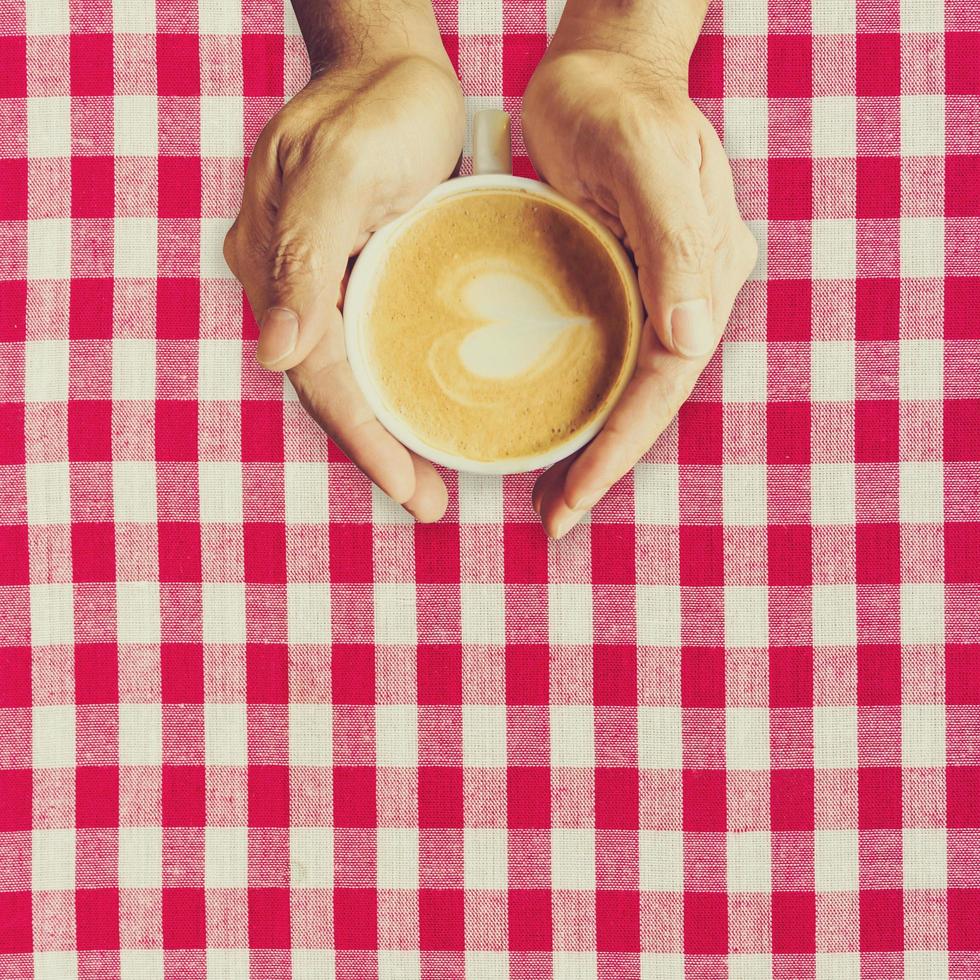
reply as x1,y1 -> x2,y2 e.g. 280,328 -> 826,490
363,190 -> 633,462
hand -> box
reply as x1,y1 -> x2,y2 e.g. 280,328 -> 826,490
225,53 -> 464,521
522,47 -> 757,538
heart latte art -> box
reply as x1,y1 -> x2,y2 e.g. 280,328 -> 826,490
364,191 -> 632,461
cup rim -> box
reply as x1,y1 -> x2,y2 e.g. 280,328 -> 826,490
343,174 -> 644,475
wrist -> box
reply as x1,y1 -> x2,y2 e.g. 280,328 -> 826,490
547,0 -> 706,85
299,2 -> 452,78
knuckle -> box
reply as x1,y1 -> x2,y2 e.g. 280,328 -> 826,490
222,224 -> 240,276
658,219 -> 711,273
268,235 -> 316,289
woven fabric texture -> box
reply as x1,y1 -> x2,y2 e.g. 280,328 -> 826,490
1,0 -> 979,977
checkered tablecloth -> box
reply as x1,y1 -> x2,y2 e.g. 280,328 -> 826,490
1,0 -> 978,977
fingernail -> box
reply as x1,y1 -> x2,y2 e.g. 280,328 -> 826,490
548,511 -> 582,541
257,307 -> 299,367
570,487 -> 606,512
670,299 -> 714,358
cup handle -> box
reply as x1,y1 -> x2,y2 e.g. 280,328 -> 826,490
472,110 -> 513,176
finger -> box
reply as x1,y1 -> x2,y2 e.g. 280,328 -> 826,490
402,452 -> 449,523
289,335 -> 430,508
545,232 -> 752,535
621,136 -> 718,360
254,163 -> 362,371
532,453 -> 577,516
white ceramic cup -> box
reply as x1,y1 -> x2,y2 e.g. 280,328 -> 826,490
343,110 -> 643,475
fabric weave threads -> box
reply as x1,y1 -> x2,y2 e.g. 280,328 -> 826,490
1,0 -> 979,977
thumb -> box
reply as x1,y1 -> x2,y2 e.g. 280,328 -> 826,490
626,155 -> 718,360
255,172 -> 361,372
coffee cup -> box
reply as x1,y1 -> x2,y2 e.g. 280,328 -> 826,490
344,110 -> 643,475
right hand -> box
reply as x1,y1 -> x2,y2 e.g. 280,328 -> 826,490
224,54 -> 465,521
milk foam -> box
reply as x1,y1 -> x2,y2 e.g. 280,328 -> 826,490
455,270 -> 592,379
425,263 -> 598,406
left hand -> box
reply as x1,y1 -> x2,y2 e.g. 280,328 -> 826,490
522,48 -> 757,538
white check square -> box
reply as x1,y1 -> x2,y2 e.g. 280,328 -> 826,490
550,584 -> 592,644
901,583 -> 945,644
464,828 -> 508,889
117,581 -> 161,644
727,832 -> 771,892
901,0 -> 946,32
118,703 -> 162,766
903,828 -> 947,889
899,462 -> 944,523
24,0 -> 71,35
113,0 -> 156,33
901,218 -> 945,279
723,466 -> 767,526
461,583 -> 506,645
200,97 -> 245,157
33,704 -> 75,768
198,339 -> 242,401
287,583 -> 331,645
811,341 -> 855,402
457,471 -> 504,524
204,703 -> 248,766
29,220 -> 71,280
118,826 -> 162,888
27,99 -> 70,158
551,829 -> 595,890
902,96 -> 945,155
812,0 -> 856,33
905,952 -> 949,980
289,704 -> 332,767
112,339 -> 157,401
33,828 -> 75,890
26,462 -> 71,525
815,830 -> 859,891
377,828 -> 419,889
638,707 -> 682,769
375,583 -> 417,644
114,462 -> 158,523
198,461 -> 243,523
724,99 -> 769,160
812,584 -> 857,646
899,340 -> 944,401
812,463 -> 856,525
726,708 -> 771,770
550,705 -> 594,768
723,342 -> 767,402
379,952 -> 420,980
115,218 -> 158,279
636,586 -> 681,645
30,583 -> 74,646
291,827 -> 333,888
285,462 -> 329,524
902,704 -> 946,767
114,96 -> 158,157
812,220 -> 856,280
812,98 -> 857,157
202,582 -> 246,643
639,830 -> 683,891
634,464 -> 680,525
376,704 -> 418,767
25,341 -> 69,402
813,707 -> 858,769
204,826 -> 248,887
725,586 -> 769,646
462,705 -> 507,767
200,218 -> 236,279
34,953 -> 78,980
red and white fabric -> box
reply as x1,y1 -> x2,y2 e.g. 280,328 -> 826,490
0,0 -> 978,977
